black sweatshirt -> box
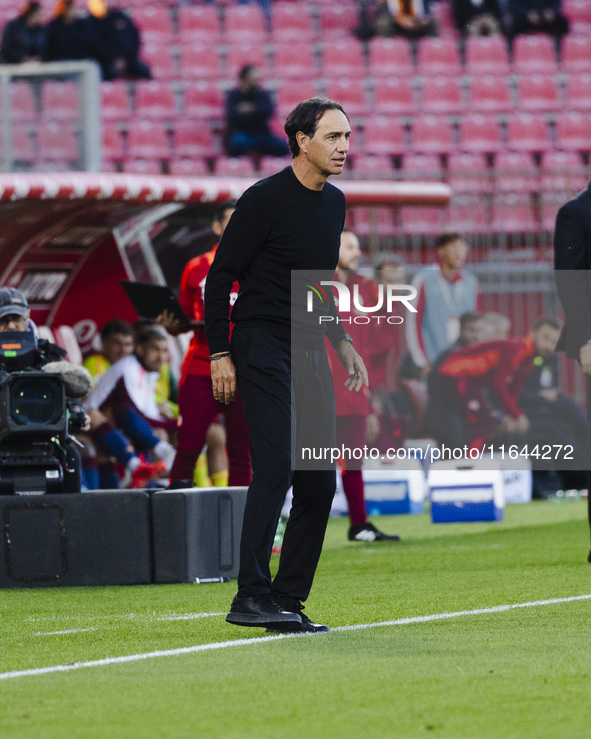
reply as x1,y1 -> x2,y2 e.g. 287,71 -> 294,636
205,166 -> 347,354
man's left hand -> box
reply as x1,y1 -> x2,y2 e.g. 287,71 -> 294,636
336,340 -> 369,392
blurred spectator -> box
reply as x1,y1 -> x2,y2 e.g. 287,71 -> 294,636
481,311 -> 511,341
329,230 -> 400,542
87,0 -> 151,80
85,327 -> 177,478
132,318 -> 178,421
1,1 -> 46,64
405,232 -> 482,376
508,0 -> 568,37
371,0 -> 438,39
83,318 -> 134,382
157,200 -> 251,489
425,334 -> 536,450
452,0 -> 504,35
225,64 -> 290,158
45,0 -> 98,62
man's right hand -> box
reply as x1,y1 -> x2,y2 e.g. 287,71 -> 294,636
580,344 -> 591,375
211,355 -> 237,405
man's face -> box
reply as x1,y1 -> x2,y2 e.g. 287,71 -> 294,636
301,109 -> 351,178
0,313 -> 29,333
212,207 -> 236,239
439,239 -> 468,271
338,231 -> 361,271
377,262 -> 405,286
461,318 -> 485,346
102,332 -> 134,364
533,324 -> 560,357
242,67 -> 260,90
136,338 -> 169,373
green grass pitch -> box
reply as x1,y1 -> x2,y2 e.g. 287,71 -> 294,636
1,500 -> 590,739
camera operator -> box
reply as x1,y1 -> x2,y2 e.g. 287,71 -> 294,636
0,287 -> 91,494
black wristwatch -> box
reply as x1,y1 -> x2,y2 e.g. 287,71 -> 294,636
340,333 -> 353,345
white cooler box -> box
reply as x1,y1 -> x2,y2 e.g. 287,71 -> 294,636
362,458 -> 426,515
428,459 -> 505,523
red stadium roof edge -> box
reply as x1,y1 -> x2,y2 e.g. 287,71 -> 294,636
0,173 -> 451,207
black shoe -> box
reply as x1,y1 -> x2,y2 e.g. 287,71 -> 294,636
166,479 -> 194,490
226,593 -> 302,629
266,598 -> 330,633
348,522 -> 401,542
588,548 -> 591,564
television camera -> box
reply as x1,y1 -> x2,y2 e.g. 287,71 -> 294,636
0,331 -> 91,495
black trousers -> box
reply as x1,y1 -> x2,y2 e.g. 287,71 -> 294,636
585,376 -> 591,538
231,326 -> 337,601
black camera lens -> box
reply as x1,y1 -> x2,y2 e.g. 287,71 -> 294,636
9,376 -> 63,426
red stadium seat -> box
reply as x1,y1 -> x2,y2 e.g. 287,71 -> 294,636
41,80 -> 79,121
564,0 -> 591,24
416,37 -> 461,76
276,80 -> 320,119
100,82 -> 132,121
179,43 -> 223,80
458,114 -> 502,154
464,35 -> 510,76
564,73 -> 591,112
36,122 -> 79,166
506,113 -> 551,153
350,154 -> 394,179
541,150 -> 588,192
363,117 -> 406,156
271,3 -> 315,41
214,156 -> 257,176
400,205 -> 447,236
127,120 -> 170,160
318,5 -> 359,38
258,156 -> 293,176
449,193 -> 492,234
225,42 -> 269,79
320,38 -> 365,78
468,75 -> 513,114
419,76 -> 465,115
491,193 -> 539,233
367,37 -> 413,78
348,206 -> 396,237
400,152 -> 443,180
554,112 -> 591,153
123,159 -> 163,175
411,116 -> 454,154
101,122 -> 124,165
224,5 -> 267,42
9,127 -> 34,165
374,77 -> 416,117
9,81 -> 38,122
447,152 -> 491,194
494,151 -> 539,193
169,158 -> 210,176
560,35 -> 590,73
512,34 -> 557,74
515,74 -> 560,113
172,121 -> 217,159
132,6 -> 174,43
183,81 -> 225,120
324,79 -> 369,118
141,44 -> 176,81
273,43 -> 317,80
134,81 -> 177,120
178,5 -> 221,44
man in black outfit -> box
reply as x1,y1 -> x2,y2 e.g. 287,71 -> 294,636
225,65 -> 290,159
554,184 -> 591,562
205,98 -> 368,633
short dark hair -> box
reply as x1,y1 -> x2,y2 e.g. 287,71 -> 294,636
435,231 -> 466,249
136,327 -> 167,346
101,319 -> 133,341
239,64 -> 255,81
284,97 -> 348,158
533,316 -> 561,332
459,311 -> 484,330
213,199 -> 237,224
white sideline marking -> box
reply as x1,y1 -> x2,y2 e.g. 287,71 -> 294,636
34,629 -> 97,637
3,593 -> 590,682
159,613 -> 226,622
